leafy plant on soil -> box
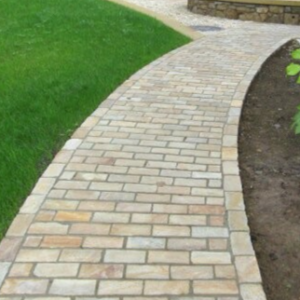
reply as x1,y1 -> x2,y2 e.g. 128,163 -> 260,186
286,48 -> 300,134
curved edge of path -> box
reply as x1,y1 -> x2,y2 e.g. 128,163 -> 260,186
108,0 -> 202,40
0,19 -> 299,300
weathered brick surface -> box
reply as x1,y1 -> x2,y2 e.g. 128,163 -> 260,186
0,9 -> 296,299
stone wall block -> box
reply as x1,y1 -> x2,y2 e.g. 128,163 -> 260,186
270,6 -> 284,13
284,13 -> 299,24
256,7 -> 268,14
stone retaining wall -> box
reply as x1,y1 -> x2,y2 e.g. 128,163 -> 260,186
187,0 -> 300,24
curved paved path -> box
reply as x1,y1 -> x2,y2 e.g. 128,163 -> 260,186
0,6 -> 299,299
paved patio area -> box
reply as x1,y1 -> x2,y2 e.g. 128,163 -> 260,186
0,1 -> 299,299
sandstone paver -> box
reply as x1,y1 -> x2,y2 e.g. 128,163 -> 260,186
0,1 -> 299,299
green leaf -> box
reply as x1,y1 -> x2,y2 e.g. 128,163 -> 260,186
292,110 -> 300,134
286,63 -> 300,76
297,75 -> 300,84
292,49 -> 300,60
294,123 -> 300,134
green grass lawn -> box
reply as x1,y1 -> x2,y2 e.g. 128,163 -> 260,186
0,0 -> 190,239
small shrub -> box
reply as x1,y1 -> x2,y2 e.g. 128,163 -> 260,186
286,48 -> 300,134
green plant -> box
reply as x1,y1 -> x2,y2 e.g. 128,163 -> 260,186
286,48 -> 300,133
291,105 -> 300,134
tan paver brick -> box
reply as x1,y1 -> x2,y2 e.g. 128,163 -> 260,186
240,284 -> 266,300
90,182 -> 123,192
41,236 -> 82,248
23,236 -> 43,248
93,212 -> 130,223
189,205 -> 225,215
16,250 -> 60,262
65,163 -> 97,172
167,238 -> 206,250
144,280 -> 189,295
43,200 -> 78,211
0,238 -> 22,262
9,264 -> 33,277
235,256 -> 262,283
124,184 -> 157,193
77,201 -> 115,211
79,264 -> 124,279
171,266 -> 213,279
59,250 -> 102,262
158,186 -> 190,195
127,237 -> 166,249
55,180 -> 89,190
31,178 -> 56,195
132,213 -> 168,224
192,227 -> 229,238
98,280 -> 143,295
49,279 -> 96,296
153,204 -> 187,214
224,176 -> 242,192
34,263 -> 79,277
209,215 -> 225,226
170,215 -> 206,225
126,265 -> 169,279
105,250 -> 146,263
70,224 -> 110,235
192,252 -> 231,264
28,222 -> 69,235
116,202 -> 151,213
136,194 -> 170,203
20,196 -> 45,214
100,192 -> 135,201
111,224 -> 151,236
231,233 -> 254,255
148,251 -> 189,264
172,195 -> 205,205
215,265 -> 236,279
153,225 -> 190,237
65,190 -> 100,200
123,298 -> 167,300
6,215 -> 34,237
193,280 -> 239,295
0,279 -> 49,295
209,238 -> 228,250
34,212 -> 55,224
0,263 -> 10,289
74,173 -> 108,181
83,237 -> 123,248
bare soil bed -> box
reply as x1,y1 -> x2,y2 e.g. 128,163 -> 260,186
239,40 -> 300,300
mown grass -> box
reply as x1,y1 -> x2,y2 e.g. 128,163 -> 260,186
0,0 -> 190,238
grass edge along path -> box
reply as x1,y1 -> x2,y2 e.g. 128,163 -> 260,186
0,0 -> 191,239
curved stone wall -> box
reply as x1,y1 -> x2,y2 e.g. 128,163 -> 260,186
187,0 -> 300,24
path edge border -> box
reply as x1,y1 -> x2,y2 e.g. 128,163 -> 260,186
107,0 -> 202,40
225,36 -> 299,300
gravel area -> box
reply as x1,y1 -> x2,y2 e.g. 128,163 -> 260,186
121,0 -> 299,34
121,0 -> 253,29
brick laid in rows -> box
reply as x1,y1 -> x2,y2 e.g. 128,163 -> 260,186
144,280 -> 189,295
126,265 -> 169,279
79,264 -> 124,279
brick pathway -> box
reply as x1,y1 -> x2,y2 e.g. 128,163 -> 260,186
0,11 -> 299,299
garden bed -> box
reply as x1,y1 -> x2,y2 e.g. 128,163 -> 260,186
239,40 -> 300,300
